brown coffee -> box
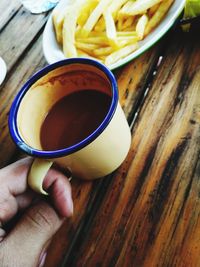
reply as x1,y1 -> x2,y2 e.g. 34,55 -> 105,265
40,90 -> 111,151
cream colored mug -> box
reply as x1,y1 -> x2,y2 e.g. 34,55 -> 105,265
9,58 -> 131,194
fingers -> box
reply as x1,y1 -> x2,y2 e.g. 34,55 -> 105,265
0,192 -> 18,225
16,190 -> 35,210
0,158 -> 73,266
0,157 -> 35,224
0,157 -> 33,196
3,201 -> 64,267
43,168 -> 73,217
0,187 -> 35,225
0,157 -> 73,226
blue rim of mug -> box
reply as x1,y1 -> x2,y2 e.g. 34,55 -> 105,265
9,58 -> 118,158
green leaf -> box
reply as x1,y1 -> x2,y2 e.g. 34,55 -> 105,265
184,0 -> 200,18
182,0 -> 200,31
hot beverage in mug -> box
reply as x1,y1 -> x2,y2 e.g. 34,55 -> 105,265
40,90 -> 111,151
9,59 -> 131,194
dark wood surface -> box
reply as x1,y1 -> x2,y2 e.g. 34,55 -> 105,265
0,2 -> 199,267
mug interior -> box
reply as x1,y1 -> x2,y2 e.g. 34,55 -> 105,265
16,61 -> 114,152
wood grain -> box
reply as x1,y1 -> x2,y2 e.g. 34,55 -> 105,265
0,0 -> 21,32
58,32 -> 200,267
0,3 -> 199,267
0,35 -> 46,167
116,45 -> 162,120
0,7 -> 48,74
0,6 -> 163,267
44,46 -> 163,267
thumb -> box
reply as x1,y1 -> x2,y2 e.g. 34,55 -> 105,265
3,201 -> 63,267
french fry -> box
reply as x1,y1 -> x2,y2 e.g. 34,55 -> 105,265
120,16 -> 135,30
75,42 -> 100,54
148,3 -> 161,17
81,29 -> 139,52
117,38 -> 139,48
88,31 -> 107,37
77,49 -> 103,62
52,9 -> 66,44
94,17 -> 105,32
117,16 -> 124,31
53,0 -> 175,66
120,0 -> 163,16
62,5 -> 78,57
109,0 -> 129,18
77,0 -> 99,27
94,0 -> 129,32
117,35 -> 138,43
117,31 -> 138,37
88,31 -> 138,38
93,46 -> 114,56
118,1 -> 134,17
144,0 -> 174,36
105,43 -> 138,66
136,14 -> 149,40
81,0 -> 113,37
76,36 -> 109,45
62,0 -> 89,57
103,9 -> 117,46
77,49 -> 90,57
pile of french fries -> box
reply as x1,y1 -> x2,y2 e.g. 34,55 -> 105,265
53,0 -> 174,66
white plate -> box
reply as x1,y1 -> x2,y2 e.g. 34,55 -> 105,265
43,0 -> 185,70
0,57 -> 7,86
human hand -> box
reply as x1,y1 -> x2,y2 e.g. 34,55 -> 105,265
0,157 -> 73,267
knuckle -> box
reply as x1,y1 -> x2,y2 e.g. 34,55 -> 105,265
0,201 -> 15,224
0,188 -> 16,225
0,206 -> 7,224
26,202 -> 59,232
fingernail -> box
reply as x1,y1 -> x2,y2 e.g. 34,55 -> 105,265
67,194 -> 74,217
38,251 -> 47,267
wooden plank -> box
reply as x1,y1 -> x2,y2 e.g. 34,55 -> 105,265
0,43 -> 163,267
0,4 -> 164,266
58,32 -> 200,267
0,35 -> 47,167
0,0 -> 198,265
43,44 -> 163,267
0,7 -> 48,74
43,41 -> 165,267
116,47 -> 161,121
0,10 -> 163,266
0,0 -> 21,32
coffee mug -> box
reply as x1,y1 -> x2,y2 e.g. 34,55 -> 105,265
9,58 -> 131,194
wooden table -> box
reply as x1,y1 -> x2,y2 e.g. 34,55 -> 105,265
0,1 -> 200,266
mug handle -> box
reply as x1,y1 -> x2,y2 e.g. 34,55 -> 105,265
28,158 -> 53,195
